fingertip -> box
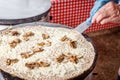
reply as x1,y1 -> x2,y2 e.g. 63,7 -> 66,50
100,22 -> 104,24
100,20 -> 106,25
92,14 -> 98,23
92,18 -> 95,23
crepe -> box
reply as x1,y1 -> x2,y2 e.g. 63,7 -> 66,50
0,26 -> 95,80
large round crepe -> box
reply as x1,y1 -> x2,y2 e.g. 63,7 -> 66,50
0,26 -> 95,80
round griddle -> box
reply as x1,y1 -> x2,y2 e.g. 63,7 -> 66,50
0,0 -> 51,25
0,22 -> 98,80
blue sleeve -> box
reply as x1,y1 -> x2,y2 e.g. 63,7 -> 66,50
96,0 -> 118,3
87,0 -> 119,24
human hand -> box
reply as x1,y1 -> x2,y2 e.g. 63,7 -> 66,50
92,2 -> 120,24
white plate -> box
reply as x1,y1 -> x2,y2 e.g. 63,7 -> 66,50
0,0 -> 51,19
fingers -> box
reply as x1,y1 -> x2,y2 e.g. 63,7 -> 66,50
92,2 -> 120,24
100,16 -> 120,24
94,11 -> 109,23
100,17 -> 113,24
92,5 -> 108,23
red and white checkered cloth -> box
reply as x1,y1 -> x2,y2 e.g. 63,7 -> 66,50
50,0 -> 120,32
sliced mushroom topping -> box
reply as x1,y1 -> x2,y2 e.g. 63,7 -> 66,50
9,42 -> 17,48
25,61 -> 50,69
38,61 -> 50,67
56,54 -> 65,63
37,41 -> 52,47
21,48 -> 44,59
32,47 -> 44,53
46,41 -> 52,47
9,38 -> 21,48
61,35 -> 77,48
37,42 -> 45,47
23,37 -> 29,41
23,32 -> 34,37
14,38 -> 21,43
20,52 -> 34,59
6,58 -> 19,66
78,55 -> 83,59
69,40 -> 77,49
11,31 -> 20,36
66,54 -> 78,64
25,62 -> 38,69
42,34 -> 49,40
61,35 -> 69,41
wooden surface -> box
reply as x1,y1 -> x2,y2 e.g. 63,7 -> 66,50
87,26 -> 120,80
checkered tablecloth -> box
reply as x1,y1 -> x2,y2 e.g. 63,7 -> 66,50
50,0 -> 120,32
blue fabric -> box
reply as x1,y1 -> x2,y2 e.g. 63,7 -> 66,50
86,0 -> 119,24
96,0 -> 118,3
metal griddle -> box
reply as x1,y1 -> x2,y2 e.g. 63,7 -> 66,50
0,22 -> 98,80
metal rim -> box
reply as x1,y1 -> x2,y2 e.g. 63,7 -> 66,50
0,8 -> 51,25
